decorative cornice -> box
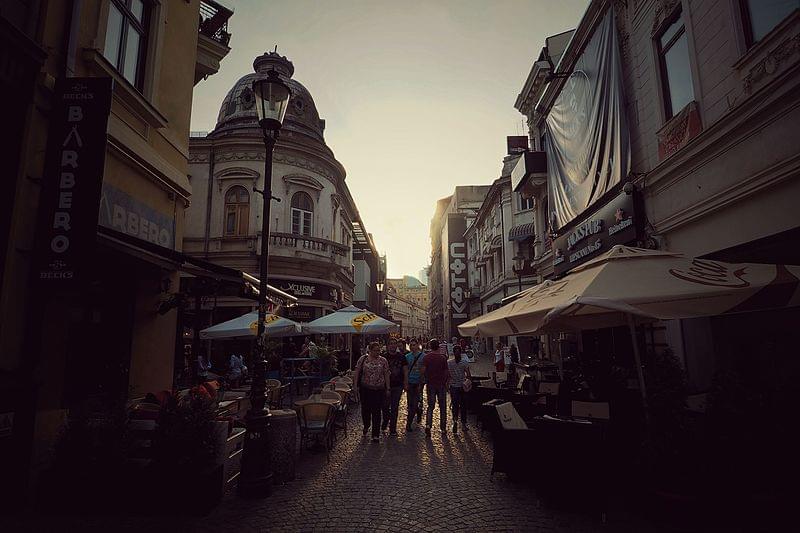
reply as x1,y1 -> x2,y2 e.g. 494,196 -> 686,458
743,33 -> 800,95
651,0 -> 680,36
207,150 -> 336,180
282,174 -> 324,191
653,151 -> 800,235
215,166 -> 260,191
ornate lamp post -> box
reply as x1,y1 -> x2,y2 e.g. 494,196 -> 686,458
512,255 -> 526,293
239,69 -> 290,497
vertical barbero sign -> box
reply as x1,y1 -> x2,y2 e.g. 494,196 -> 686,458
35,77 -> 112,283
446,214 -> 469,339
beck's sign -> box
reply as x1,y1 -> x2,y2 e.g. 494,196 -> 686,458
35,77 -> 112,283
553,190 -> 638,276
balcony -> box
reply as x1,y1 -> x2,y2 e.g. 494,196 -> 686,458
195,0 -> 233,84
511,150 -> 547,194
270,232 -> 351,270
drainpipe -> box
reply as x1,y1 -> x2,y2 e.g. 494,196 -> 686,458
203,146 -> 214,257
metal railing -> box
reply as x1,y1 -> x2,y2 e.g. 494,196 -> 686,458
199,0 -> 233,46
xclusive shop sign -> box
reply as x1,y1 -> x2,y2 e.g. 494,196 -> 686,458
552,191 -> 637,277
35,77 -> 112,283
271,278 -> 339,302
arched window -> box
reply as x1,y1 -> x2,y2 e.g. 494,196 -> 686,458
224,186 -> 250,236
291,191 -> 313,236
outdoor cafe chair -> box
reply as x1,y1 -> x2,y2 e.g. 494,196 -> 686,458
318,390 -> 346,440
267,383 -> 289,410
298,402 -> 336,462
320,390 -> 342,404
332,389 -> 349,434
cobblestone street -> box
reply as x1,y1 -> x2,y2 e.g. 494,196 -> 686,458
9,360 -> 676,532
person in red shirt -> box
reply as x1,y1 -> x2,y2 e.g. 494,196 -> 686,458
420,338 -> 450,437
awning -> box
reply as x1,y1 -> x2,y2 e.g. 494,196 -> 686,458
509,223 -> 536,241
97,225 -> 298,305
458,245 -> 800,337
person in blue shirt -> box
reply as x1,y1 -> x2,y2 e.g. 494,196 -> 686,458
404,339 -> 425,431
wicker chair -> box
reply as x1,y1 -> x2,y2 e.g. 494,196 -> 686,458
267,383 -> 288,409
298,402 -> 337,462
332,389 -> 349,434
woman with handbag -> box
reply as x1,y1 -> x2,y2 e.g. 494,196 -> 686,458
353,341 -> 391,443
447,345 -> 471,434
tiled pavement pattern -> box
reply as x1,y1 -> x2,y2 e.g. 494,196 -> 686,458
9,356 -> 679,532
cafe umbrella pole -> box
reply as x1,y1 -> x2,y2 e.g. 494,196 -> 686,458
239,70 -> 291,498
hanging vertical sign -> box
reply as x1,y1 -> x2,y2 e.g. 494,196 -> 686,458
446,213 -> 469,339
35,77 -> 112,283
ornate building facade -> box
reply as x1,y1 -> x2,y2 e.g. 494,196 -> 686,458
186,51 -> 367,324
387,277 -> 429,338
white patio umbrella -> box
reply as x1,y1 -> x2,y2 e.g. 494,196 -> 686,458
304,305 -> 398,334
460,245 -> 800,337
305,305 -> 399,368
199,311 -> 302,339
459,245 -> 800,404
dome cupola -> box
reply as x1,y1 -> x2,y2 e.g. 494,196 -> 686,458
212,51 -> 325,141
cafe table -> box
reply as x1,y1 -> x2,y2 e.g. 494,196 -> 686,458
293,394 -> 341,409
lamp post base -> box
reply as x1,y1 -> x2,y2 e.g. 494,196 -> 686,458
238,407 -> 273,498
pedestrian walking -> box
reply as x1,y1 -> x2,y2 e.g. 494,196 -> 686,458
448,345 -> 471,433
383,339 -> 408,435
227,353 -> 246,387
494,341 -> 506,372
353,341 -> 391,442
405,340 -> 425,432
420,338 -> 449,437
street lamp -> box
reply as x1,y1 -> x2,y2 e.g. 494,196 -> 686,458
512,255 -> 526,293
239,69 -> 290,497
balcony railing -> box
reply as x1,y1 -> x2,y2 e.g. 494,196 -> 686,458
199,0 -> 232,46
270,232 -> 351,270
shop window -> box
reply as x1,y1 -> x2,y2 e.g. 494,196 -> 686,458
224,186 -> 250,236
103,0 -> 150,90
741,0 -> 799,46
656,8 -> 694,120
291,191 -> 314,237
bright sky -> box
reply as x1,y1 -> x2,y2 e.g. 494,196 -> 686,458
190,0 -> 589,278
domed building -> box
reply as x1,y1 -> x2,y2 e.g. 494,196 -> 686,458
185,51 -> 365,323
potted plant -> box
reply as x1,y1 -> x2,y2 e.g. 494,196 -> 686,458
311,344 -> 337,381
638,348 -> 704,518
40,404 -> 133,514
150,388 -> 223,513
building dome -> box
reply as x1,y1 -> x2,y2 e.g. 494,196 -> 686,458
211,51 -> 326,140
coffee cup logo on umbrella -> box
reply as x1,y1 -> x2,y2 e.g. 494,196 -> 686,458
351,312 -> 378,331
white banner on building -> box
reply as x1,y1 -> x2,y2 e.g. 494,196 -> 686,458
545,8 -> 630,230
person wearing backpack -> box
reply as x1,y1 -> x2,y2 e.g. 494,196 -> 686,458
404,339 -> 425,432
353,341 -> 391,442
